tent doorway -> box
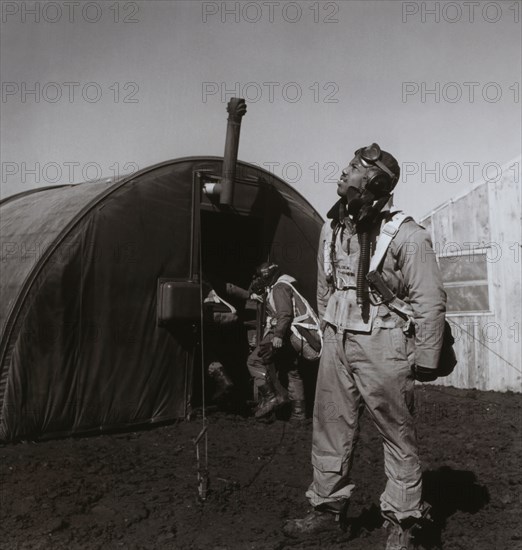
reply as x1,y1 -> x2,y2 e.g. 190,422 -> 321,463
196,210 -> 266,410
200,210 -> 265,290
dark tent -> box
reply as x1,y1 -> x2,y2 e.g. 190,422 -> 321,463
0,157 -> 323,441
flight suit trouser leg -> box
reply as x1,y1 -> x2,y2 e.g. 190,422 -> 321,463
306,325 -> 360,511
306,325 -> 424,521
246,332 -> 288,399
246,344 -> 268,394
287,367 -> 305,402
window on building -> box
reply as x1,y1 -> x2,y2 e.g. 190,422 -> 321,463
438,251 -> 490,313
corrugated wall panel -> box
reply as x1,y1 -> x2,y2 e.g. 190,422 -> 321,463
421,157 -> 521,392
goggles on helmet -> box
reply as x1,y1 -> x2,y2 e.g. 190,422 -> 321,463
254,262 -> 280,289
354,143 -> 398,189
257,262 -> 277,277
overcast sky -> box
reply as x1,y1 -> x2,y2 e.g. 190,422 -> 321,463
1,0 -> 521,219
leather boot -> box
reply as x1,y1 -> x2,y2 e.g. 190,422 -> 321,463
383,512 -> 421,550
289,399 -> 306,421
208,361 -> 233,402
255,382 -> 288,419
283,502 -> 349,537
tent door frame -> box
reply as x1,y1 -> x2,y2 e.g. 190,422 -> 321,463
190,170 -> 206,282
183,169 -> 212,418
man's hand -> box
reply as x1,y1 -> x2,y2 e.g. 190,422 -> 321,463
250,293 -> 264,303
259,341 -> 274,361
272,336 -> 283,349
248,332 -> 257,349
412,365 -> 438,382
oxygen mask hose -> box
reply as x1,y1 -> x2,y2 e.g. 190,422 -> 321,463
356,231 -> 371,307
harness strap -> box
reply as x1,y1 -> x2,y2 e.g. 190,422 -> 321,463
326,213 -> 410,290
294,313 -> 309,322
204,289 -> 237,314
367,211 -> 416,327
268,278 -> 323,354
369,211 -> 410,271
325,223 -> 342,284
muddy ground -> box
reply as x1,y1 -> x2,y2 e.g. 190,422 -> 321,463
1,384 -> 521,550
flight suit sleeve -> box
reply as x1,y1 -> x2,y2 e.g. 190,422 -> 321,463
271,283 -> 294,339
394,222 -> 447,370
225,283 -> 250,301
317,223 -> 332,320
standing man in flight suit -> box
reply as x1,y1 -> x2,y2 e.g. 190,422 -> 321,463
283,143 -> 447,550
246,262 -> 306,421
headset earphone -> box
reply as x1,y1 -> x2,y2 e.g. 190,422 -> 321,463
354,143 -> 398,197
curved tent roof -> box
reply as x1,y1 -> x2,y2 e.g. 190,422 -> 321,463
1,179 -> 115,338
0,157 -> 323,441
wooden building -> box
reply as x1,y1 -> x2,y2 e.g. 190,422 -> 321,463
419,156 -> 521,392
